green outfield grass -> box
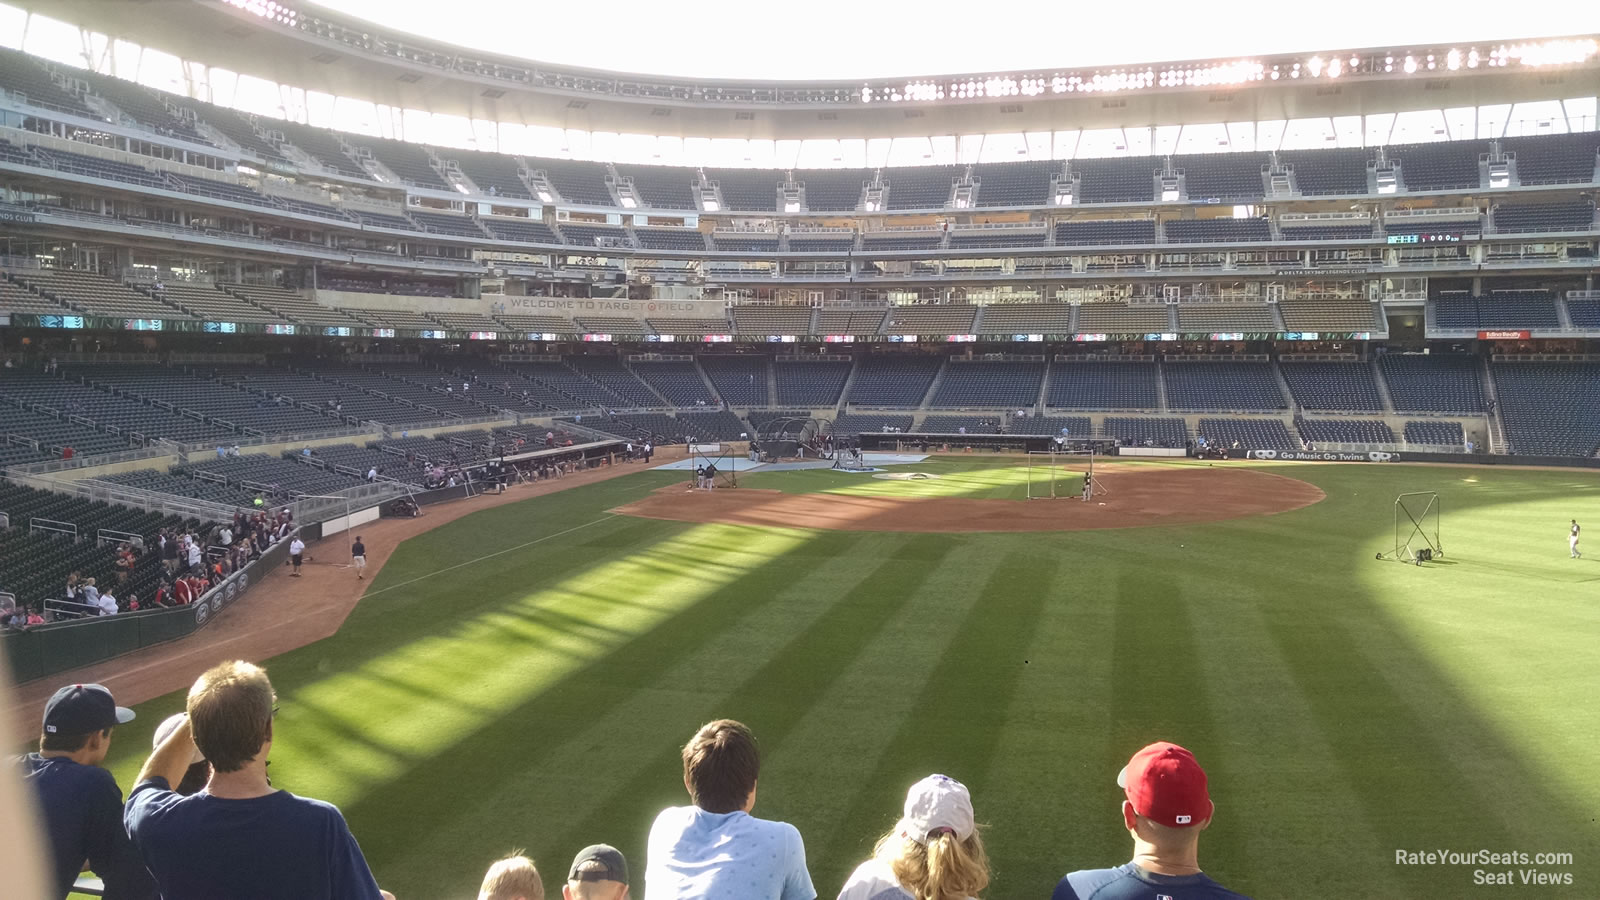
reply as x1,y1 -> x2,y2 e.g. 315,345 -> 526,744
97,459 -> 1600,899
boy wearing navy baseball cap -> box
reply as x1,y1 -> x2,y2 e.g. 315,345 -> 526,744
19,683 -> 155,900
1052,741 -> 1250,900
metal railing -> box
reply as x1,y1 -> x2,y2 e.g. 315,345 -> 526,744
9,471 -> 243,521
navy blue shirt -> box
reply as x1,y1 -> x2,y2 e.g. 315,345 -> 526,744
124,777 -> 383,900
19,753 -> 156,900
1053,862 -> 1251,900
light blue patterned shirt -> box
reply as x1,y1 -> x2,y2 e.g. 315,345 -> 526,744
645,806 -> 816,900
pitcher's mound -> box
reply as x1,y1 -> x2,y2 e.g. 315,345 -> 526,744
616,464 -> 1323,533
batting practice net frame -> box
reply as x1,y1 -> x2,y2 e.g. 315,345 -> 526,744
1026,450 -> 1108,501
688,444 -> 739,489
1377,491 -> 1442,564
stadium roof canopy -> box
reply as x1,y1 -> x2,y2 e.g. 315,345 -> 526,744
5,0 -> 1599,164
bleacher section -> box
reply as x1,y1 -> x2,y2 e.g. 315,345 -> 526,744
635,228 -> 708,251
1195,418 -> 1298,450
731,306 -> 813,335
1075,302 -> 1168,332
1493,201 -> 1594,233
700,357 -> 769,406
1174,303 -> 1277,331
1403,420 -> 1465,447
1165,218 -> 1272,243
482,218 -> 559,244
884,167 -> 959,210
1279,223 -> 1374,241
560,224 -> 631,248
1279,148 -> 1371,195
973,161 -> 1057,207
774,360 -> 850,407
1501,133 -> 1600,185
1102,416 -> 1189,446
269,120 -> 366,179
916,414 -> 1011,434
675,410 -> 749,441
845,357 -> 942,407
441,148 -> 531,198
881,306 -> 978,335
1164,362 -> 1287,411
1053,219 -> 1157,246
930,361 -> 1044,408
222,284 -> 366,327
0,277 -> 71,314
1278,297 -> 1380,332
533,159 -> 615,207
816,309 -> 887,335
0,48 -> 97,117
1378,354 -> 1485,413
409,211 -> 485,238
573,316 -> 648,334
157,282 -> 281,323
1296,419 -> 1397,445
1567,295 -> 1600,328
978,304 -> 1074,334
1492,362 -> 1600,457
1075,157 -> 1156,203
827,414 -> 915,435
9,269 -> 181,319
631,362 -> 715,406
1392,141 -> 1484,192
352,209 -> 420,231
704,169 -> 778,211
0,482 -> 202,614
795,169 -> 867,212
948,231 -> 1048,249
711,234 -> 780,252
1180,153 -> 1266,202
1431,292 -> 1561,330
565,357 -> 662,406
1280,362 -> 1385,411
1046,361 -> 1159,410
1019,416 -> 1091,437
621,165 -> 696,209
861,233 -> 945,252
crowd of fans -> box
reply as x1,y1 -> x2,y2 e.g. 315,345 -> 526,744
17,680 -> 1247,900
1,508 -> 297,632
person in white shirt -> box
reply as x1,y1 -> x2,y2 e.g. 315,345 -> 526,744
1571,519 -> 1582,559
288,537 -> 306,576
646,719 -> 814,900
186,540 -> 203,572
97,590 -> 119,616
80,578 -> 101,611
836,774 -> 988,900
218,526 -> 232,547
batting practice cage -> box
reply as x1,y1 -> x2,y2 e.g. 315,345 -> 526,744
1377,491 -> 1442,564
1026,450 -> 1107,500
756,416 -> 823,461
687,443 -> 739,489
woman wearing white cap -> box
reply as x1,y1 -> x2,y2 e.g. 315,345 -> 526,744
837,773 -> 989,900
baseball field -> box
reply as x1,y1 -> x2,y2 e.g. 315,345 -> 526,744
96,457 -> 1600,898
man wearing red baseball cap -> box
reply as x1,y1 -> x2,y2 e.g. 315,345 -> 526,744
1051,741 -> 1249,899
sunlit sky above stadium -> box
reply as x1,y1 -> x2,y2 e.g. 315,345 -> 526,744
309,0 -> 1600,80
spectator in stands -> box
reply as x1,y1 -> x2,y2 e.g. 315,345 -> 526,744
64,572 -> 81,601
367,465 -> 379,482
186,537 -> 203,574
218,523 -> 233,548
20,683 -> 154,900
837,774 -> 988,900
645,719 -> 815,900
81,578 -> 101,611
154,578 -> 175,608
115,544 -> 135,584
27,606 -> 46,627
564,844 -> 629,900
216,445 -> 227,460
1051,742 -> 1246,900
61,445 -> 74,460
125,661 -> 393,900
97,587 -> 119,616
476,853 -> 543,900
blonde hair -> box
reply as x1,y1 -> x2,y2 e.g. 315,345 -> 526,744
479,853 -> 544,900
187,660 -> 275,773
874,827 -> 989,900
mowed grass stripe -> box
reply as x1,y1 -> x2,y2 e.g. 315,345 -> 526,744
539,533 -> 969,882
816,551 -> 1057,880
754,537 -> 1018,876
355,527 -> 923,895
